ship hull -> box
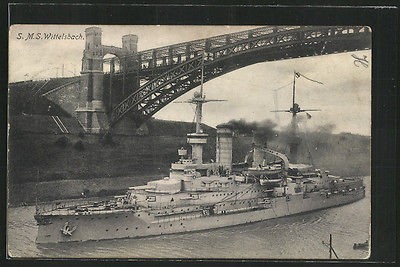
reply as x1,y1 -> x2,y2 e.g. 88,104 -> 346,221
36,188 -> 365,244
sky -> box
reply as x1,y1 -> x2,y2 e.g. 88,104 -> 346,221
9,25 -> 371,136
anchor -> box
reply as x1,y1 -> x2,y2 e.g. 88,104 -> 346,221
60,221 -> 77,236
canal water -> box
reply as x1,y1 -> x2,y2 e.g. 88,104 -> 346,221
7,177 -> 370,259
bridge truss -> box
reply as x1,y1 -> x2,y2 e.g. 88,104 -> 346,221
109,25 -> 371,127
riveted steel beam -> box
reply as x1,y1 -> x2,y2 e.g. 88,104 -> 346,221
109,25 -> 371,127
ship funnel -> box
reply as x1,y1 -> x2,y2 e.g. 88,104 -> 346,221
252,135 -> 264,167
216,124 -> 233,171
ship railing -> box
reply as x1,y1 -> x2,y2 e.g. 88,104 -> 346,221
151,204 -> 270,223
147,197 -> 284,221
35,196 -> 116,214
153,213 -> 203,223
142,195 -> 261,212
36,205 -> 137,216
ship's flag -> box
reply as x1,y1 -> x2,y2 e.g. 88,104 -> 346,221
295,72 -> 324,85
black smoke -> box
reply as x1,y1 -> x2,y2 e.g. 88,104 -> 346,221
316,123 -> 336,134
226,119 -> 277,144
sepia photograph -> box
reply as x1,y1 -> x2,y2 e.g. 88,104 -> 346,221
7,24 -> 371,259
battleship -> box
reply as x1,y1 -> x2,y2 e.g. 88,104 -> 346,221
34,61 -> 365,244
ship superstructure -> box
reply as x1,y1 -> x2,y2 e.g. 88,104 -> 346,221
34,68 -> 365,244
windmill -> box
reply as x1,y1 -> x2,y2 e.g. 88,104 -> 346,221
271,71 -> 322,163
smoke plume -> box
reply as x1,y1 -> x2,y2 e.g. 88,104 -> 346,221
316,123 -> 336,134
226,119 -> 277,143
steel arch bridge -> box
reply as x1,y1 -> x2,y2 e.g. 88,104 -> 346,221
109,25 -> 371,127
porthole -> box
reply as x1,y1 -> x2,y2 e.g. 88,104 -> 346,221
115,216 -> 118,219
135,227 -> 138,230
180,223 -> 183,225
116,229 -> 119,231
125,215 -> 128,218
137,214 -> 140,217
170,224 -> 172,227
126,228 -> 128,230
106,229 -> 108,232
148,213 -> 151,216
159,225 -> 161,228
147,226 -> 150,229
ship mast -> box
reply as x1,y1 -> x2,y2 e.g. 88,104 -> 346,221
289,71 -> 301,163
176,52 -> 225,133
195,52 -> 206,133
174,52 -> 226,164
292,71 -> 296,115
272,71 -> 321,164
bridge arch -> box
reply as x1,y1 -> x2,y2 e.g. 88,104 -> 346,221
110,26 -> 371,128
103,54 -> 120,73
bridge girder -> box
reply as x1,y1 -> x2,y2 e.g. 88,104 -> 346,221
110,26 -> 371,128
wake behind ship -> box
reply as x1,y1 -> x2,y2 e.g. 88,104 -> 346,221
34,69 -> 365,244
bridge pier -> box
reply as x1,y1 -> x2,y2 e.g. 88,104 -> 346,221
75,28 -> 139,134
76,27 -> 109,134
